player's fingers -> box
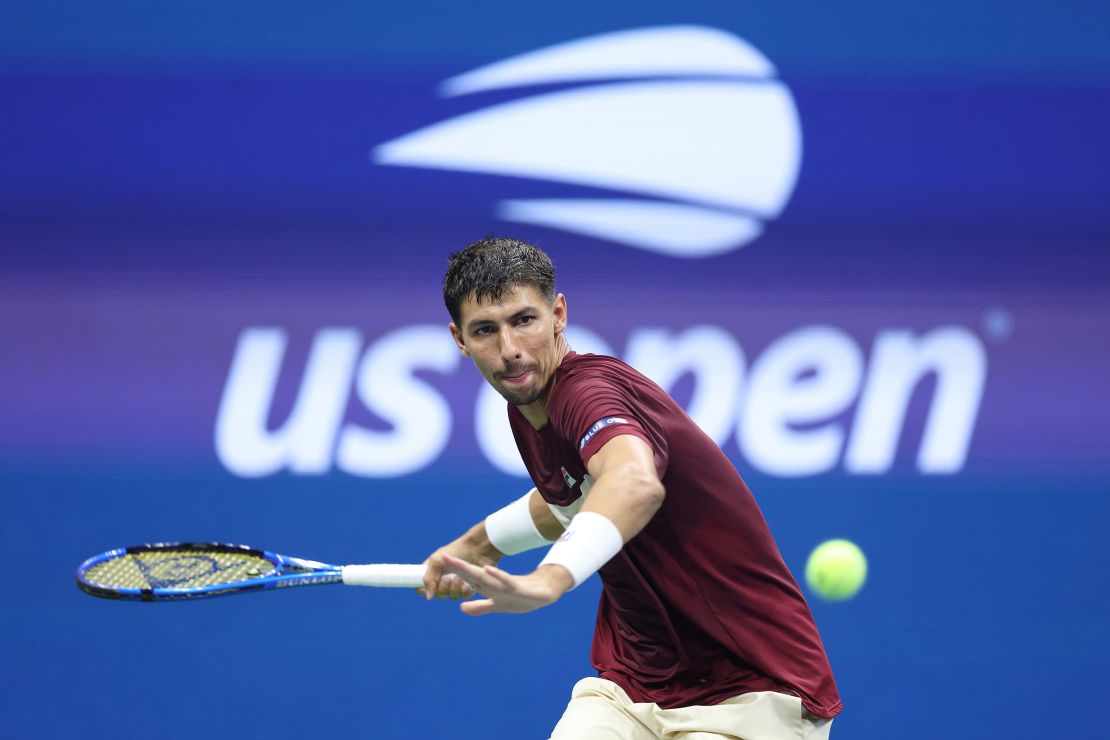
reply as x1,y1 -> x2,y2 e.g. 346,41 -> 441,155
444,573 -> 473,599
442,555 -> 487,588
433,574 -> 465,599
442,573 -> 459,598
460,598 -> 497,617
421,557 -> 443,600
445,570 -> 492,597
481,565 -> 515,588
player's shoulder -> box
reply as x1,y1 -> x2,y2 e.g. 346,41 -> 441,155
556,352 -> 641,386
551,353 -> 655,411
548,353 -> 640,432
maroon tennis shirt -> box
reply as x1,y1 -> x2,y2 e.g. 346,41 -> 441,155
508,352 -> 842,719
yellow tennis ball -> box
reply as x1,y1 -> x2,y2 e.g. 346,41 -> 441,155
805,539 -> 867,601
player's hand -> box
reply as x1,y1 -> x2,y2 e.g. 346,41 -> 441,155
441,556 -> 574,616
420,534 -> 502,600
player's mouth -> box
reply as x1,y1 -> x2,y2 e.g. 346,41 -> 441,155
499,367 -> 536,386
501,370 -> 533,385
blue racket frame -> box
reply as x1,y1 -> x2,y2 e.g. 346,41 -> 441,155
76,542 -> 346,602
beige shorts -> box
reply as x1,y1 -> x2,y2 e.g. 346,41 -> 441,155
549,677 -> 833,740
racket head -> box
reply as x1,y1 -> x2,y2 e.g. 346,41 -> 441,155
76,542 -> 284,602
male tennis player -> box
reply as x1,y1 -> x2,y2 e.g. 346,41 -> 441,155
422,237 -> 841,739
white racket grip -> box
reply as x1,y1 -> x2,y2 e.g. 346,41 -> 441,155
341,564 -> 426,588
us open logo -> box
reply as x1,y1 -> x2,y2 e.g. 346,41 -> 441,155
373,26 -> 802,258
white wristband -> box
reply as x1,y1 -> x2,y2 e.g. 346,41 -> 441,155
485,491 -> 550,556
539,511 -> 623,589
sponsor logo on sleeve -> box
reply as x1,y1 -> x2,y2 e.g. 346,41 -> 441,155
578,417 -> 630,450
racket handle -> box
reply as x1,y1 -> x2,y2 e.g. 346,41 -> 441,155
341,564 -> 426,588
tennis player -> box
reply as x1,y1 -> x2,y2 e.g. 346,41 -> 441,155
422,237 -> 841,739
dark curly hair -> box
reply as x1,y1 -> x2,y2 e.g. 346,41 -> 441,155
443,236 -> 556,325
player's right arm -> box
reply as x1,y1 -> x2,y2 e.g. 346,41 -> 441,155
421,488 -> 562,599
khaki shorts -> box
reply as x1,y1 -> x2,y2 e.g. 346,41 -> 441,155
549,677 -> 833,740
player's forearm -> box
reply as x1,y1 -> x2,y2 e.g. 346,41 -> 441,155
455,519 -> 504,564
528,488 -> 566,540
579,462 -> 665,542
537,469 -> 661,590
484,488 -> 557,556
535,472 -> 661,592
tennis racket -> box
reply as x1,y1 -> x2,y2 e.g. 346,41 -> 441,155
76,542 -> 425,602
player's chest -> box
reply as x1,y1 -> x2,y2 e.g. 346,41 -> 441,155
522,432 -> 590,509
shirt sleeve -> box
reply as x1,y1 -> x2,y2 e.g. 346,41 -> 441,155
552,370 -> 669,479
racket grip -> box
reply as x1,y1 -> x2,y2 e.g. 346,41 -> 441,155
341,564 -> 426,588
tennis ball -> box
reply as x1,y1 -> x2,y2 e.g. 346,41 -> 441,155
805,539 -> 867,601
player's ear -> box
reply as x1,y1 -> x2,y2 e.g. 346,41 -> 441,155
552,293 -> 568,335
449,322 -> 470,357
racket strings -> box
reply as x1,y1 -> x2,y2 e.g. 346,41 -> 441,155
82,550 -> 276,590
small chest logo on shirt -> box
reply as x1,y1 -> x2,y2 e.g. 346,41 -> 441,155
578,416 -> 630,450
561,466 -> 578,489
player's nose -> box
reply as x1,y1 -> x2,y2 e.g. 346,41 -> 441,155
499,327 -> 522,361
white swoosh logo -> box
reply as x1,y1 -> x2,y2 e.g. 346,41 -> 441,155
438,25 -> 776,96
373,26 -> 802,257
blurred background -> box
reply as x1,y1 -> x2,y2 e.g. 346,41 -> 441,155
2,2 -> 1108,738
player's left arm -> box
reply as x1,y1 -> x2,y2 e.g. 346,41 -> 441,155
575,433 -> 665,540
441,433 -> 663,616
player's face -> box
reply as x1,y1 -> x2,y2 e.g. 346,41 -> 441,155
450,284 -> 568,413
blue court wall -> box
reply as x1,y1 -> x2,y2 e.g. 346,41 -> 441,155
2,3 -> 1108,738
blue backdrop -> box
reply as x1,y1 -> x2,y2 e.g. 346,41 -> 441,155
2,2 -> 1108,738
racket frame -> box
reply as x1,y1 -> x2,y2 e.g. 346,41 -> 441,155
76,541 -> 347,602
